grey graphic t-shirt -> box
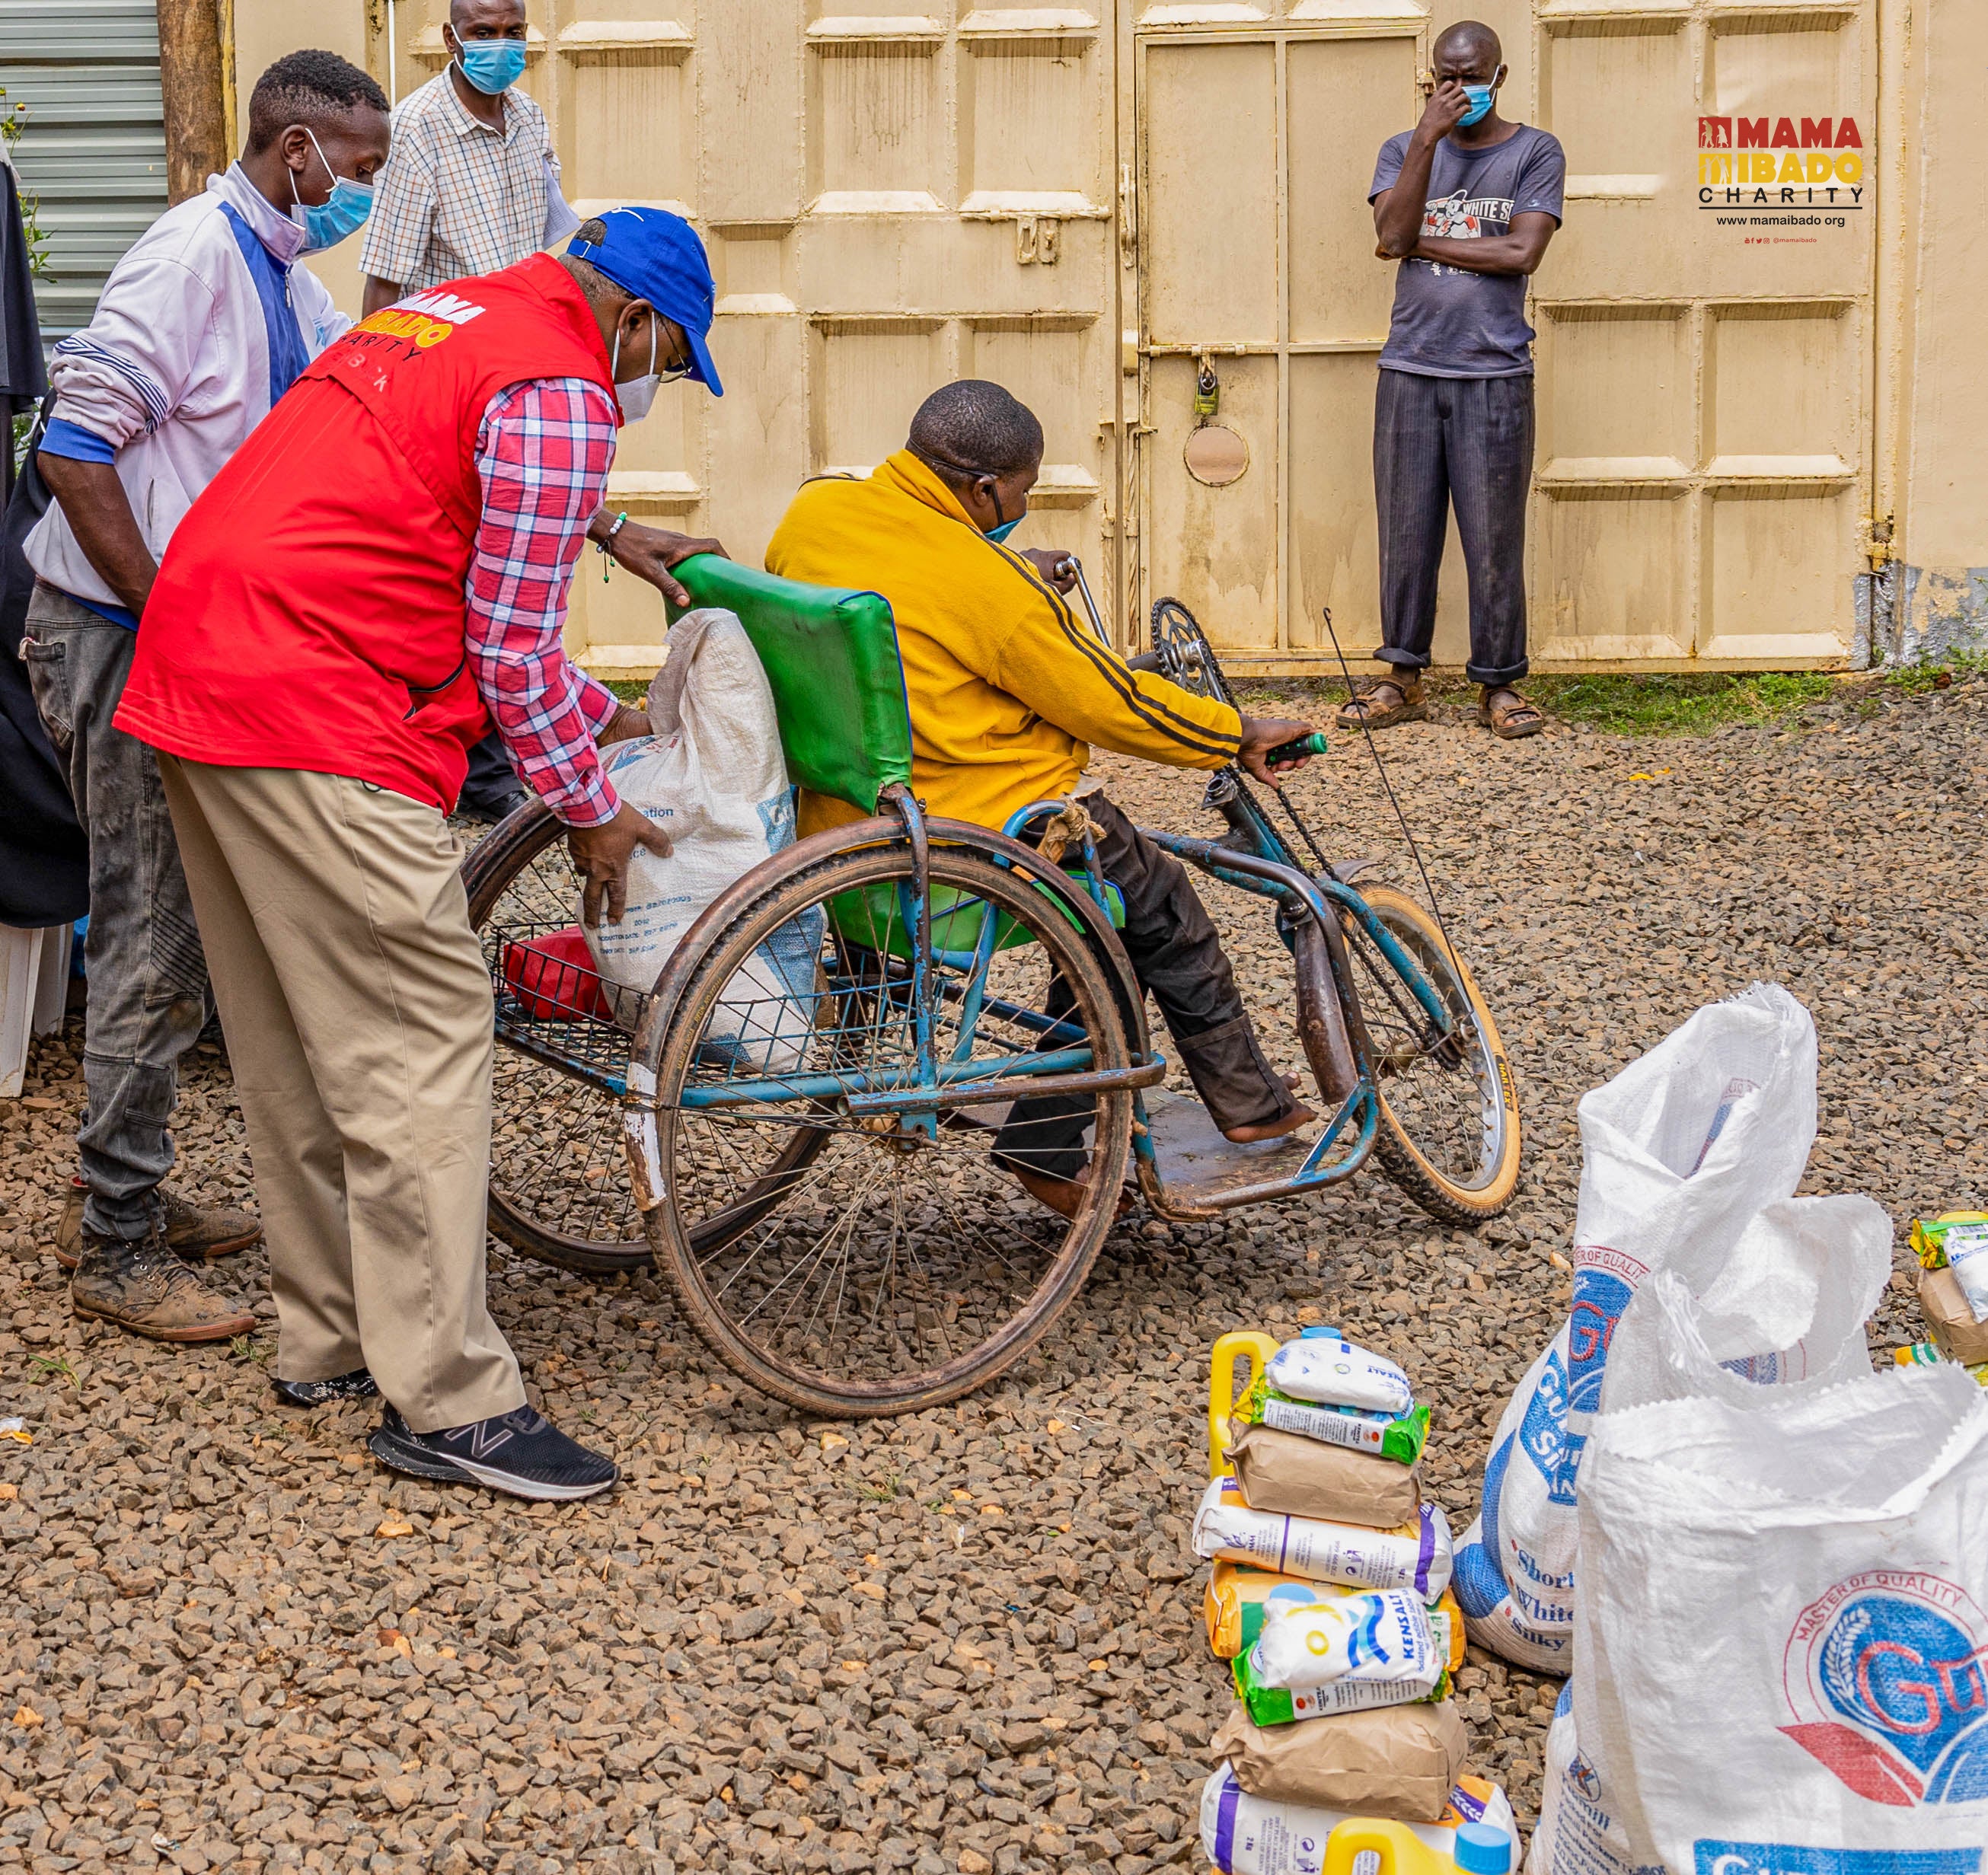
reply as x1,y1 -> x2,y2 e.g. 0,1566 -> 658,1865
1368,124 -> 1566,378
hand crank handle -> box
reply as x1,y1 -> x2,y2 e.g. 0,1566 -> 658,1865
1263,731 -> 1331,767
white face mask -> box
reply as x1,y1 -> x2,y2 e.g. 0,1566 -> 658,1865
611,317 -> 659,423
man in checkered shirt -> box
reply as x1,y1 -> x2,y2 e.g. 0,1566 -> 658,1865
117,210 -> 727,1502
360,0 -> 569,315
362,0 -> 586,818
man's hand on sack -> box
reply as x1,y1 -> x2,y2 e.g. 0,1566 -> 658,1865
591,513 -> 729,607
570,802 -> 674,929
1237,716 -> 1320,789
1019,548 -> 1080,594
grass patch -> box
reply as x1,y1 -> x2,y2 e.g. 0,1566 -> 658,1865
606,678 -> 649,705
1521,671 -> 1836,735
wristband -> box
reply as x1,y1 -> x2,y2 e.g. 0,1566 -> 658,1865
598,510 -> 629,581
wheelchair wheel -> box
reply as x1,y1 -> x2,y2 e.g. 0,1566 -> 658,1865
464,806 -> 653,1274
466,806 -> 831,1277
1339,883 -> 1521,1225
640,839 -> 1136,1417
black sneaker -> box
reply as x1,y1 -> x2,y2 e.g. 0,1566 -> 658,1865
456,787 -> 531,826
368,1403 -> 618,1502
272,1368 -> 378,1407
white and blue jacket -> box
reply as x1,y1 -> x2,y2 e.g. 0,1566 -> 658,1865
24,164 -> 349,625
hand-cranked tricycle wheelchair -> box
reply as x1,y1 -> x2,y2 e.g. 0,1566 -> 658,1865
461,556 -> 1520,1417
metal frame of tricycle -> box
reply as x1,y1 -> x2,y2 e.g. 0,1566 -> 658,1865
602,772 -> 1469,1227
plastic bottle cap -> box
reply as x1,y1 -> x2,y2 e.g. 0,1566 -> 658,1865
1297,1325 -> 1342,1341
1453,1823 -> 1511,1875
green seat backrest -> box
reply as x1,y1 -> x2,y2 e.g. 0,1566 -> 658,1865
665,554 -> 913,815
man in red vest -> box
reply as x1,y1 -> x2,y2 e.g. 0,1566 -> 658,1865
116,209 -> 722,1500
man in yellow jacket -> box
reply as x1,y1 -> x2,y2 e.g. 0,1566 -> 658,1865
767,380 -> 1320,1217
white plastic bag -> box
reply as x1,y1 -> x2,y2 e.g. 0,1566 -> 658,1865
1575,1360 -> 1988,1860
1530,1194 -> 1887,1867
584,609 -> 818,1070
1602,1194 -> 1890,1416
1453,984 -> 1818,1673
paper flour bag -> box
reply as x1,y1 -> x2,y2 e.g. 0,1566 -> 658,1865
1577,1361 -> 1988,1863
584,610 -> 818,1068
1454,984 -> 1817,1673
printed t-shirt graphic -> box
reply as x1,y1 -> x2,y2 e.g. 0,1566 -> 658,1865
1368,123 -> 1566,378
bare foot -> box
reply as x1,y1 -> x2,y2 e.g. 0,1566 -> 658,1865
1223,1076 -> 1316,1145
1013,1165 -> 1135,1223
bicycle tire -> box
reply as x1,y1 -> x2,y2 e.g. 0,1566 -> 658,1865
1342,883 -> 1521,1225
463,804 -> 830,1277
642,840 -> 1136,1417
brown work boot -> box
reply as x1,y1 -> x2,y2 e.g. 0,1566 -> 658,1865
70,1226 -> 259,1344
53,1178 -> 261,1271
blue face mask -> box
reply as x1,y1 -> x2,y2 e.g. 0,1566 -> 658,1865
987,517 -> 1023,544
1457,81 -> 1498,127
457,37 -> 527,95
291,129 -> 373,254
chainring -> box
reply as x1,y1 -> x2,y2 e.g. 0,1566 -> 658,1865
1150,597 -> 1239,710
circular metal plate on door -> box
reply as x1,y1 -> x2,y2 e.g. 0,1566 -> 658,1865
1183,424 -> 1249,487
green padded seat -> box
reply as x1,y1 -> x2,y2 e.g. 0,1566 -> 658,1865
664,553 -> 1121,958
666,553 -> 913,816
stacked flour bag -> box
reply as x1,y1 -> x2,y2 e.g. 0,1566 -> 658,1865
1193,1328 -> 1517,1872
1453,983 -> 1818,1673
1910,1210 -> 1988,1371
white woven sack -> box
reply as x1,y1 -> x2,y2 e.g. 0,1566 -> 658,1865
584,609 -> 815,1070
1453,984 -> 1818,1673
1527,1683 -> 1658,1875
1576,1359 -> 1988,1862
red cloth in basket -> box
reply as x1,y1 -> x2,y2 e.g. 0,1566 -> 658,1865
500,925 -> 613,1022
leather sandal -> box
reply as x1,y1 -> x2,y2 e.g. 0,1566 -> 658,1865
1335,677 -> 1430,731
1478,686 -> 1546,739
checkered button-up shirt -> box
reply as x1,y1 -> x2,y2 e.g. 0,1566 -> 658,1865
360,72 -> 553,292
467,377 -> 624,828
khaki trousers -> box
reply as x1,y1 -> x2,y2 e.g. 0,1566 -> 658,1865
158,757 -> 525,1431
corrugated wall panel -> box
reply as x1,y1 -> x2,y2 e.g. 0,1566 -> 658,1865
0,0 -> 168,345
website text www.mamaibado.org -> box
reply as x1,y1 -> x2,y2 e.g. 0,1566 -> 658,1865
1714,212 -> 1847,231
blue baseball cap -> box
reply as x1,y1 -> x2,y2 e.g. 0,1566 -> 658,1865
568,207 -> 723,397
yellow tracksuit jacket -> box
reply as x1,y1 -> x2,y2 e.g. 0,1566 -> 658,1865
765,451 -> 1242,836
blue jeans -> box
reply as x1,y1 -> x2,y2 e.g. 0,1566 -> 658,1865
1372,368 -> 1534,688
21,583 -> 209,1238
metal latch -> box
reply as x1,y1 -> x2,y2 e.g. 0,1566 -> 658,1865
1866,514 -> 1894,572
1016,215 -> 1059,266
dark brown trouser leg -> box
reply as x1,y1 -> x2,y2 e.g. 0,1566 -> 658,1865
993,793 -> 1294,1181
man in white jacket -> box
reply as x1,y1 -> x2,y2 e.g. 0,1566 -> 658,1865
21,50 -> 391,1352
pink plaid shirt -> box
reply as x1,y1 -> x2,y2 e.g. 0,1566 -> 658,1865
467,377 -> 624,828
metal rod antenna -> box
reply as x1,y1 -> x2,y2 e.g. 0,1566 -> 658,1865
1320,608 -> 1465,983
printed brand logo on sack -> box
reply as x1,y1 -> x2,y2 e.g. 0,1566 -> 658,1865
1781,1571 -> 1988,1806
1694,1845 -> 1979,1875
1516,1344 -> 1576,1504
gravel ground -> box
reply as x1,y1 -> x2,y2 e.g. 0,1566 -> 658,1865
2,673 -> 1983,1875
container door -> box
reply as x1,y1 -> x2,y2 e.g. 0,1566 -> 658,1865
377,3 -> 1123,675
1531,5 -> 1878,667
0,0 -> 168,346
1132,16 -> 1424,674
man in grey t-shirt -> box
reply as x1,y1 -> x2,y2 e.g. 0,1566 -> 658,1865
1342,21 -> 1565,739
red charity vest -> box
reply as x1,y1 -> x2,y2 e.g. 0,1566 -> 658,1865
117,254 -> 617,812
